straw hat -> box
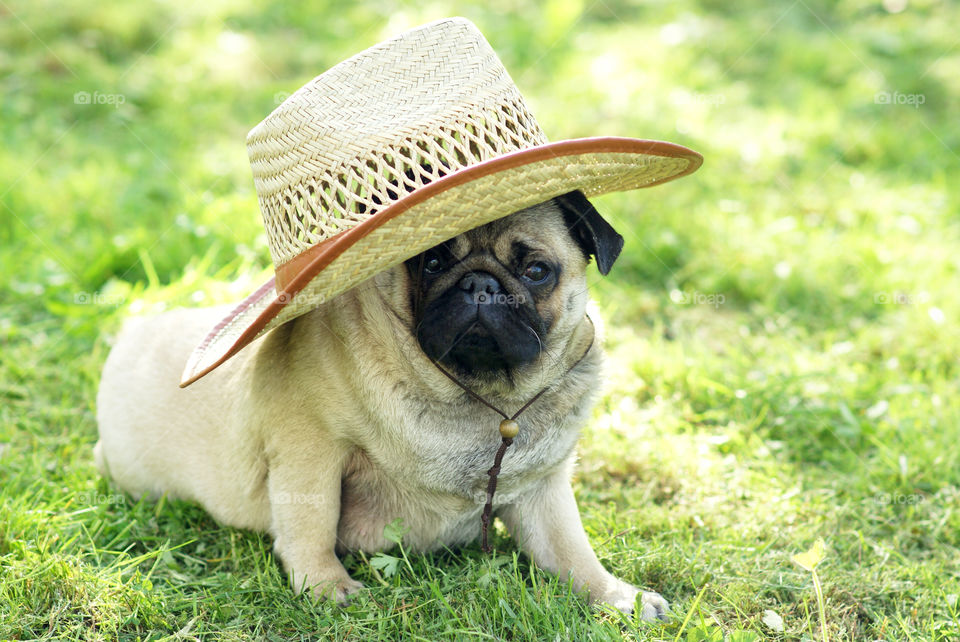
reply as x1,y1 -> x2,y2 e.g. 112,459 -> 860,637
180,17 -> 702,387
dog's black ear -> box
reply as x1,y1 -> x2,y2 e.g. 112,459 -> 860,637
555,190 -> 624,275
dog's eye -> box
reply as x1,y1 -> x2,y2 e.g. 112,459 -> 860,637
521,261 -> 551,283
423,252 -> 444,274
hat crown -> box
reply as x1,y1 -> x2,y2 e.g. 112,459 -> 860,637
247,18 -> 549,267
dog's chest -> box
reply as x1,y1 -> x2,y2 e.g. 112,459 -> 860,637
385,403 -> 579,494
336,403 -> 582,552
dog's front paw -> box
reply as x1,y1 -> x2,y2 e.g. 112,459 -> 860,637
314,575 -> 365,605
292,567 -> 365,605
635,590 -> 670,622
597,581 -> 670,621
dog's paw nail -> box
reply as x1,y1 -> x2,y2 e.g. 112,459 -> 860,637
638,590 -> 670,622
304,576 -> 365,605
333,577 -> 365,605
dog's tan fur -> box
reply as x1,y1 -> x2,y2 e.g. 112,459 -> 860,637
95,203 -> 668,618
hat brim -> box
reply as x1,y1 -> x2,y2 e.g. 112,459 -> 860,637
180,137 -> 702,386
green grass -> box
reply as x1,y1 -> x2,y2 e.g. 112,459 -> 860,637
2,0 -> 959,639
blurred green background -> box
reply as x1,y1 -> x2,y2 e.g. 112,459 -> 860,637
2,0 -> 958,640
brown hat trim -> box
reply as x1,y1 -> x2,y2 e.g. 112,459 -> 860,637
180,136 -> 702,387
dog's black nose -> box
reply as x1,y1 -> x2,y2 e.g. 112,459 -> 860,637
458,272 -> 502,302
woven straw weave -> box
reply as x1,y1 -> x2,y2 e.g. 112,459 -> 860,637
248,18 -> 548,267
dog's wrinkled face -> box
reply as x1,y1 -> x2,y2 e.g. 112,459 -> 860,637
402,191 -> 624,378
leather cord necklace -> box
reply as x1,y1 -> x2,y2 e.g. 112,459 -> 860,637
427,318 -> 595,553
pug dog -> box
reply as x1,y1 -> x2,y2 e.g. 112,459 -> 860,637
94,190 -> 670,620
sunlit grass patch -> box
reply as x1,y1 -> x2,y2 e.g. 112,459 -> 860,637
2,0 -> 959,639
